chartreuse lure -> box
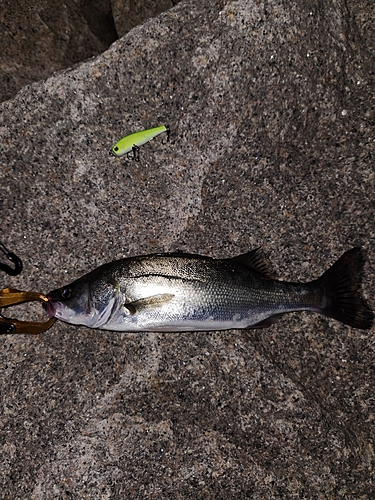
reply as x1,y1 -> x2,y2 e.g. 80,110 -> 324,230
110,125 -> 170,160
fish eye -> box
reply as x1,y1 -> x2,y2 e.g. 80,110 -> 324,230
60,287 -> 72,300
114,146 -> 118,151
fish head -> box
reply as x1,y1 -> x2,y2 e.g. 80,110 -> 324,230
44,275 -> 122,328
44,277 -> 93,325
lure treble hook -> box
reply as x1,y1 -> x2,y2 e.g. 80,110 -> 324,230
0,242 -> 23,276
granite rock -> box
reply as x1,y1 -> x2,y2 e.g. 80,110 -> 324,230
0,0 -> 179,102
0,0 -> 374,498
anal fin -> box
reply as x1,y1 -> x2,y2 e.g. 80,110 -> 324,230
246,313 -> 283,329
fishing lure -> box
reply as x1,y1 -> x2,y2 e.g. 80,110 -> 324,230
110,125 -> 170,160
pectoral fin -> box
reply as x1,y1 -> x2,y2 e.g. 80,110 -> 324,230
124,293 -> 175,315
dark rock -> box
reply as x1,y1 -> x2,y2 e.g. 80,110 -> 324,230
112,0 -> 179,38
0,0 -> 374,498
0,0 -> 179,102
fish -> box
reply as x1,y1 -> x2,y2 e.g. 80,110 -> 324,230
109,125 -> 169,159
43,247 -> 373,332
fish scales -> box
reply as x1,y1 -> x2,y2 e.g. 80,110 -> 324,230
44,248 -> 373,332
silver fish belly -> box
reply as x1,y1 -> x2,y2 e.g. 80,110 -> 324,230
44,248 -> 373,331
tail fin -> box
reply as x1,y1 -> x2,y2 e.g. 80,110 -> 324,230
317,247 -> 373,329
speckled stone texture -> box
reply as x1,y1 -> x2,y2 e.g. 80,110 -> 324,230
0,0 -> 179,102
1,0 -> 374,498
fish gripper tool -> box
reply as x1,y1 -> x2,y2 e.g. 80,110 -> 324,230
0,288 -> 56,334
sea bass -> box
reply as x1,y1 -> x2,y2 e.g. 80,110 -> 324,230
44,248 -> 373,332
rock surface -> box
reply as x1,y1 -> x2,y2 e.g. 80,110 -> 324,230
1,0 -> 374,498
0,0 -> 178,102
112,0 -> 179,38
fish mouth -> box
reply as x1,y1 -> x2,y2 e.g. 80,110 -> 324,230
43,298 -> 56,318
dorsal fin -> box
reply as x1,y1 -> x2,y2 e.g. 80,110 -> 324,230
229,248 -> 274,278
